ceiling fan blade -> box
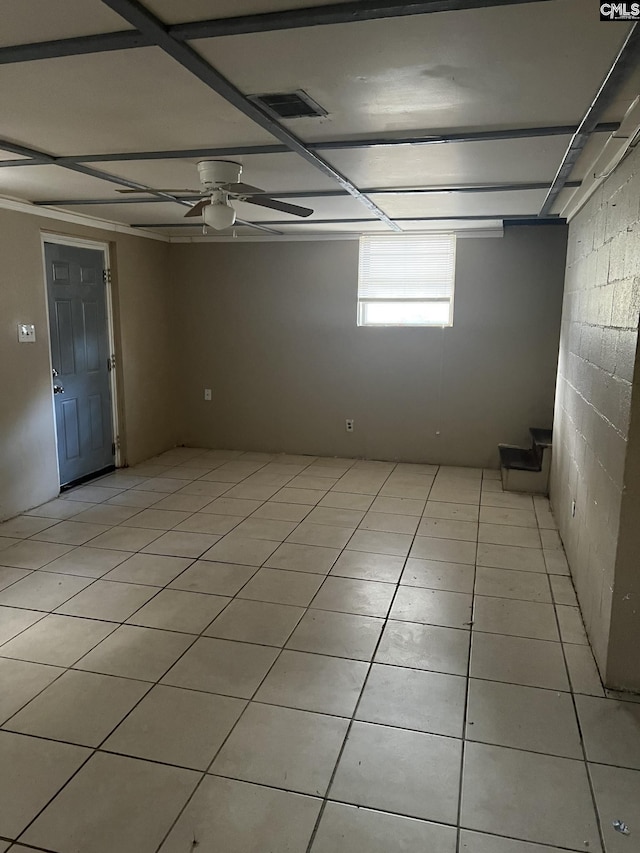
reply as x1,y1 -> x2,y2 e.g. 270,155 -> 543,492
243,196 -> 313,218
116,188 -> 203,194
184,199 -> 210,218
223,182 -> 265,195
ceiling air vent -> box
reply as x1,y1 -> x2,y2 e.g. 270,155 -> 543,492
249,89 -> 328,120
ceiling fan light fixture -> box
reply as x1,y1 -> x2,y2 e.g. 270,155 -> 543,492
203,201 -> 237,230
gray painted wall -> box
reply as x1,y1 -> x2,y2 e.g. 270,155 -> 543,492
171,225 -> 567,467
551,143 -> 640,688
0,209 -> 179,522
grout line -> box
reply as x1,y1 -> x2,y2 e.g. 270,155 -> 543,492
151,461 -> 404,851
548,582 -> 607,853
2,462 -> 280,847
454,474 -> 479,853
302,464 -> 434,853
2,717 -> 636,797
1,451 -> 610,852
147,455 -> 380,849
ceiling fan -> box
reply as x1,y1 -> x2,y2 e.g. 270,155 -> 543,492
116,159 -> 314,229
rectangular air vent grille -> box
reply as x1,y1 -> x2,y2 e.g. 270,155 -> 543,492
249,89 -> 327,119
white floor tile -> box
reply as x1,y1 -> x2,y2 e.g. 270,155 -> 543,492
0,731 -> 90,838
312,803 -> 456,853
357,664 -> 466,737
73,624 -> 194,681
461,742 -> 600,850
0,453 -> 606,853
330,721 -> 461,823
5,669 -> 149,746
159,776 -> 321,853
211,702 -> 348,795
104,684 -> 245,769
22,752 -> 198,853
255,650 -> 368,716
0,614 -> 114,666
161,637 -> 278,698
286,609 -> 384,661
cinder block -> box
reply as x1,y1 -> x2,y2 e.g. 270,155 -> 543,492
614,329 -> 638,382
608,232 -> 626,283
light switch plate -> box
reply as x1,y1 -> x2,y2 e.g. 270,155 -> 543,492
18,324 -> 36,343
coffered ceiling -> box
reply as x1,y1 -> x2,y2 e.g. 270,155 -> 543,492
0,0 -> 638,238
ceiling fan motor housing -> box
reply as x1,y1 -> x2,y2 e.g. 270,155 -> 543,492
197,159 -> 242,187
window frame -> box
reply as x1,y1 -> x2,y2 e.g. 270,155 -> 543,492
356,234 -> 457,328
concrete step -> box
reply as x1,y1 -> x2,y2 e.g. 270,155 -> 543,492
498,427 -> 553,495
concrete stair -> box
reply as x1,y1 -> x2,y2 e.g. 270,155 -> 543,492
499,427 -> 552,495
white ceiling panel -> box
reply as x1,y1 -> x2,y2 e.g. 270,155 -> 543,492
231,194 -> 370,222
0,0 -> 133,46
399,220 -> 504,233
270,220 -> 506,234
89,153 -> 338,194
275,220 -> 388,234
323,136 -> 573,189
374,187 -> 577,219
56,201 -> 193,225
0,48 -> 276,156
196,2 -> 632,137
145,0 -> 357,25
371,189 -> 550,219
49,196 -> 371,227
0,151 -> 28,161
0,164 -> 127,202
161,224 -> 271,238
0,1 -> 632,234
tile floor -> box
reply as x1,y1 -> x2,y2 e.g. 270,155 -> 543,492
0,448 -> 638,852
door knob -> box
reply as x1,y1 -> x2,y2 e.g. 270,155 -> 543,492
53,384 -> 65,394
52,368 -> 59,378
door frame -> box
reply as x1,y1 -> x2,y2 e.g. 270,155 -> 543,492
40,233 -> 122,481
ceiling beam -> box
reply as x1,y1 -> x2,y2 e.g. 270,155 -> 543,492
132,214 -> 567,228
252,214 -> 568,224
170,0 -> 553,40
0,30 -> 152,65
0,124 -> 619,169
266,180 -> 584,198
0,0 -> 553,65
540,22 -> 640,217
33,181 -> 582,207
100,0 -> 402,232
0,138 -> 194,208
58,144 -> 287,165
234,219 -> 283,235
313,124 -> 619,150
0,157 -> 50,167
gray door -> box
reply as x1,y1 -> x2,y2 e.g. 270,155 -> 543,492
45,242 -> 114,487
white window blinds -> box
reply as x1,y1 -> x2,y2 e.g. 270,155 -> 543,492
357,234 -> 456,326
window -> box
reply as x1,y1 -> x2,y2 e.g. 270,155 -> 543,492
357,234 -> 456,327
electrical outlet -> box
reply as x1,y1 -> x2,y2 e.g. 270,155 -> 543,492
204,388 -> 212,401
345,419 -> 354,432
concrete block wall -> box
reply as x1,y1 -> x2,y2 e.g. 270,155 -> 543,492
551,142 -> 640,687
